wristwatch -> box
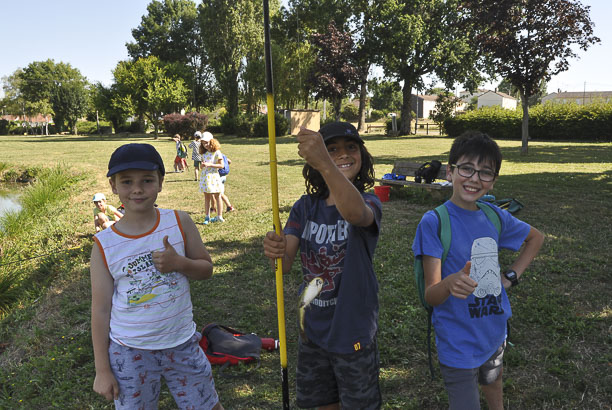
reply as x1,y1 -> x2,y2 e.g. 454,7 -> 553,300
503,270 -> 519,287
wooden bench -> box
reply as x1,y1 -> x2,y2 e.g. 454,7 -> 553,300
375,160 -> 452,194
366,124 -> 386,134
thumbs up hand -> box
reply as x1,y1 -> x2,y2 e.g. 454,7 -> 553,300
152,236 -> 179,273
444,261 -> 477,299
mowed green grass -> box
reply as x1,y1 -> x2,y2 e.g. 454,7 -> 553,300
0,133 -> 611,409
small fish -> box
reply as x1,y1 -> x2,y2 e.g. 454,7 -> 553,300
299,277 -> 324,342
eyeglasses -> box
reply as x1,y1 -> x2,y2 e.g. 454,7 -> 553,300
451,163 -> 496,182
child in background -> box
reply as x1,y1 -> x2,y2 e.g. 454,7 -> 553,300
219,154 -> 236,212
198,134 -> 224,224
90,143 -> 224,410
172,134 -> 189,172
92,192 -> 123,232
412,131 -> 544,410
263,122 -> 382,409
189,131 -> 203,181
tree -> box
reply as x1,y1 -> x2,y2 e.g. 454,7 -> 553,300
430,92 -> 462,130
369,79 -> 402,113
497,78 -> 548,107
468,0 -> 600,154
92,83 -> 130,133
199,0 -> 264,119
112,56 -> 188,137
127,0 -> 218,110
308,21 -> 361,121
373,0 -> 484,134
17,60 -> 89,134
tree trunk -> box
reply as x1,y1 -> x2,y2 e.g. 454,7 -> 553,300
357,72 -> 368,133
226,68 -> 240,119
519,89 -> 529,155
334,98 -> 342,122
400,80 -> 414,135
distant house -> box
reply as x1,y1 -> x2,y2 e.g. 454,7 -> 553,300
1,114 -> 52,124
410,94 -> 467,119
477,91 -> 518,110
460,88 -> 489,102
541,91 -> 612,105
410,94 -> 438,119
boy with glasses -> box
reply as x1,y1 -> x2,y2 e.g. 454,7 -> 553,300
412,131 -> 544,409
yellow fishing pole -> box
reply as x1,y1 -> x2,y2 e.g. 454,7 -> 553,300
263,0 -> 289,408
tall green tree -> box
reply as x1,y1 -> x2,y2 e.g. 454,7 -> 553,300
92,83 -> 130,133
17,60 -> 89,134
126,0 -> 217,110
199,0 -> 264,119
373,0 -> 483,134
112,56 -> 188,137
468,0 -> 600,154
369,79 -> 402,113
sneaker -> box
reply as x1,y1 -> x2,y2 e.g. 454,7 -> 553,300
210,216 -> 218,223
217,216 -> 225,223
226,206 -> 236,212
203,215 -> 210,225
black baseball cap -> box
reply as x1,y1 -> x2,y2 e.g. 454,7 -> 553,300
107,143 -> 165,177
319,121 -> 364,144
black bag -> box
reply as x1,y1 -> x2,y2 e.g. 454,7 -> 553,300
199,323 -> 262,377
414,160 -> 442,184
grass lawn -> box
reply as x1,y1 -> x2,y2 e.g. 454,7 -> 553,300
0,132 -> 610,409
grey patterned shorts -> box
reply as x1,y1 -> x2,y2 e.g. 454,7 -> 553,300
296,337 -> 381,409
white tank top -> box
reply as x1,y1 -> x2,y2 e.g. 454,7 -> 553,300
93,208 -> 196,349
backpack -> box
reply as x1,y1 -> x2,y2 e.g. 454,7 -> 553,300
178,142 -> 188,158
414,160 -> 442,184
199,323 -> 263,377
414,201 -> 501,379
218,154 -> 230,177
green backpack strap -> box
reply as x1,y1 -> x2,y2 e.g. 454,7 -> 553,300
476,201 -> 502,235
413,203 -> 451,380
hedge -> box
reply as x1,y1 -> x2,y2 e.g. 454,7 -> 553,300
444,103 -> 612,141
163,112 -> 209,138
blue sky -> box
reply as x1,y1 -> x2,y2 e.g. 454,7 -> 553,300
1,0 -> 611,98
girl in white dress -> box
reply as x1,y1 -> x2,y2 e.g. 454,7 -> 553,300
199,136 -> 225,224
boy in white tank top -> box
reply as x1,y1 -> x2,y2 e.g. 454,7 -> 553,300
90,143 -> 224,410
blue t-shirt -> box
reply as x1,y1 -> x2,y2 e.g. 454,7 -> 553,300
412,200 -> 531,368
284,193 -> 382,354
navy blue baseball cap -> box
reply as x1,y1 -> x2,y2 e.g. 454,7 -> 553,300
319,121 -> 364,144
107,143 -> 165,177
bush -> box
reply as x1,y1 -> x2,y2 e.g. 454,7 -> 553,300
252,113 -> 290,138
115,121 -> 144,133
0,119 -> 10,135
341,103 -> 360,122
444,102 -> 612,141
75,120 -> 112,134
220,114 -> 252,137
163,112 -> 209,138
368,109 -> 385,122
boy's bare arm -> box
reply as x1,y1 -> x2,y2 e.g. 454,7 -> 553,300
263,231 -> 299,274
424,256 -> 476,306
151,211 -> 213,280
505,226 -> 544,281
90,244 -> 119,401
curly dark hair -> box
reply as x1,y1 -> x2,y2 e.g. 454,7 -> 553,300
302,142 -> 375,198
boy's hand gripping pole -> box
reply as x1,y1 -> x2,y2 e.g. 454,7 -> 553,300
263,1 -> 289,408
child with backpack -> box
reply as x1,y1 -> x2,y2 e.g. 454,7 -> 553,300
263,122 -> 382,409
172,134 -> 189,173
189,131 -> 204,181
412,131 -> 544,410
199,134 -> 225,224
90,143 -> 224,410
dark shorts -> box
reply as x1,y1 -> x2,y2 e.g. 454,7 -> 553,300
296,337 -> 381,409
439,341 -> 506,410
